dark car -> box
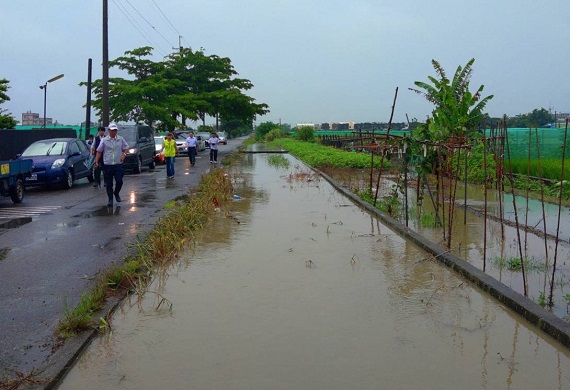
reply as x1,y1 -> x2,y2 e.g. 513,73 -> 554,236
119,125 -> 156,173
18,138 -> 94,189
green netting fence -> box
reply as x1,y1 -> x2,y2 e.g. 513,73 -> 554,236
314,128 -> 570,160
486,128 -> 570,160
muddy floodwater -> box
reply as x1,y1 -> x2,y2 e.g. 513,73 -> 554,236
59,153 -> 570,390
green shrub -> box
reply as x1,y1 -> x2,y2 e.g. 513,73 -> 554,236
265,128 -> 287,141
296,126 -> 315,142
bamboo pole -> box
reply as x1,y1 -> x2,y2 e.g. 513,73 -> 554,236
505,126 -> 528,296
535,127 -> 549,297
498,125 -> 505,240
483,134 -> 488,272
373,87 -> 398,206
464,141 -> 468,225
548,120 -> 568,306
524,127 -> 531,257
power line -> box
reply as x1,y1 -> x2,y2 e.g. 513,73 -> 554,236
111,0 -> 155,48
112,0 -> 168,57
149,0 -> 182,37
123,0 -> 175,49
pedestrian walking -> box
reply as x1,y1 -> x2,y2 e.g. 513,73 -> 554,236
186,132 -> 197,166
208,132 -> 220,163
85,134 -> 94,150
94,123 -> 129,207
91,126 -> 106,188
161,132 -> 177,178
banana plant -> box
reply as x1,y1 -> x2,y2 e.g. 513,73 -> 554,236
410,58 -> 494,141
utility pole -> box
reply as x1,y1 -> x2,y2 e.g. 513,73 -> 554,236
85,58 -> 92,137
172,35 -> 183,53
102,0 -> 109,126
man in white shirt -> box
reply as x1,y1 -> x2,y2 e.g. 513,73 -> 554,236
186,132 -> 198,166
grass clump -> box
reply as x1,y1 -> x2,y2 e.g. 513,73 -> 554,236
267,154 -> 290,169
492,255 -> 546,272
56,168 -> 234,338
57,287 -> 106,338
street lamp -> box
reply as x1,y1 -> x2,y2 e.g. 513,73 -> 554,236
39,74 -> 64,128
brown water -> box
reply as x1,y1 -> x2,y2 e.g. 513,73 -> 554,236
58,153 -> 570,390
322,167 -> 570,318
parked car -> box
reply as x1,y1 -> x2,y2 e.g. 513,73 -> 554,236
18,138 -> 94,189
119,125 -> 156,173
217,131 -> 227,145
196,132 -> 212,148
153,136 -> 165,165
174,134 -> 188,156
177,131 -> 206,152
195,135 -> 207,151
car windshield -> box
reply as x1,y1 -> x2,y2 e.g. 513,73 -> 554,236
120,127 -> 137,144
22,141 -> 67,156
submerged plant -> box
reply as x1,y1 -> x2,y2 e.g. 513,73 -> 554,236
267,154 -> 290,169
538,291 -> 546,307
492,256 -> 546,272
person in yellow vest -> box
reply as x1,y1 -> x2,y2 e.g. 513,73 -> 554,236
160,132 -> 177,178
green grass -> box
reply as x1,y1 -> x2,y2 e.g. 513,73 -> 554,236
268,138 -> 390,169
420,213 -> 437,227
509,158 -> 570,182
492,255 -> 547,272
267,154 -> 290,169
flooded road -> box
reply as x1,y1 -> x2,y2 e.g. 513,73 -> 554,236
59,153 -> 570,390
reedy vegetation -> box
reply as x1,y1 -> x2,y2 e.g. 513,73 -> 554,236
57,168 -> 234,337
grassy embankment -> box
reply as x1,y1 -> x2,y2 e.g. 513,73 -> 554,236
268,138 -> 389,169
57,167 -> 234,338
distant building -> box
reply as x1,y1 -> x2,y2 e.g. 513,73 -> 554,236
22,111 -> 52,126
296,123 -> 316,129
331,122 -> 352,130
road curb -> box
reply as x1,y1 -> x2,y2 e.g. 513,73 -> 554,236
42,295 -> 124,389
316,168 -> 570,349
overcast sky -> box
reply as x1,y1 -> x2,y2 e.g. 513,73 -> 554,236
2,0 -> 569,127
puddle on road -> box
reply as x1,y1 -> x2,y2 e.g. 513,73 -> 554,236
59,153 -> 570,390
0,217 -> 32,229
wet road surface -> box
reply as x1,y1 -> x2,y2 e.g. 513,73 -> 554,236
0,141 -> 240,377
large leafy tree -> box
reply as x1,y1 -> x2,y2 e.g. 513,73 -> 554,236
0,78 -> 17,129
409,58 -> 493,140
86,47 -> 268,130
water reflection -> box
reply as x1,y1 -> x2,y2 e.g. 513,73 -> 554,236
59,153 -> 570,390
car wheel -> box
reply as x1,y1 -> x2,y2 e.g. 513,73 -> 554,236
133,156 -> 142,174
63,169 -> 74,189
9,178 -> 25,203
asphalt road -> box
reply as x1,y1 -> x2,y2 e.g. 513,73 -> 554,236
0,139 -> 242,379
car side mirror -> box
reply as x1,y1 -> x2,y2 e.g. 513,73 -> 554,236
70,151 -> 81,157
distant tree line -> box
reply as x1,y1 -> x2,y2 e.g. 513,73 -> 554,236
483,108 -> 555,129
